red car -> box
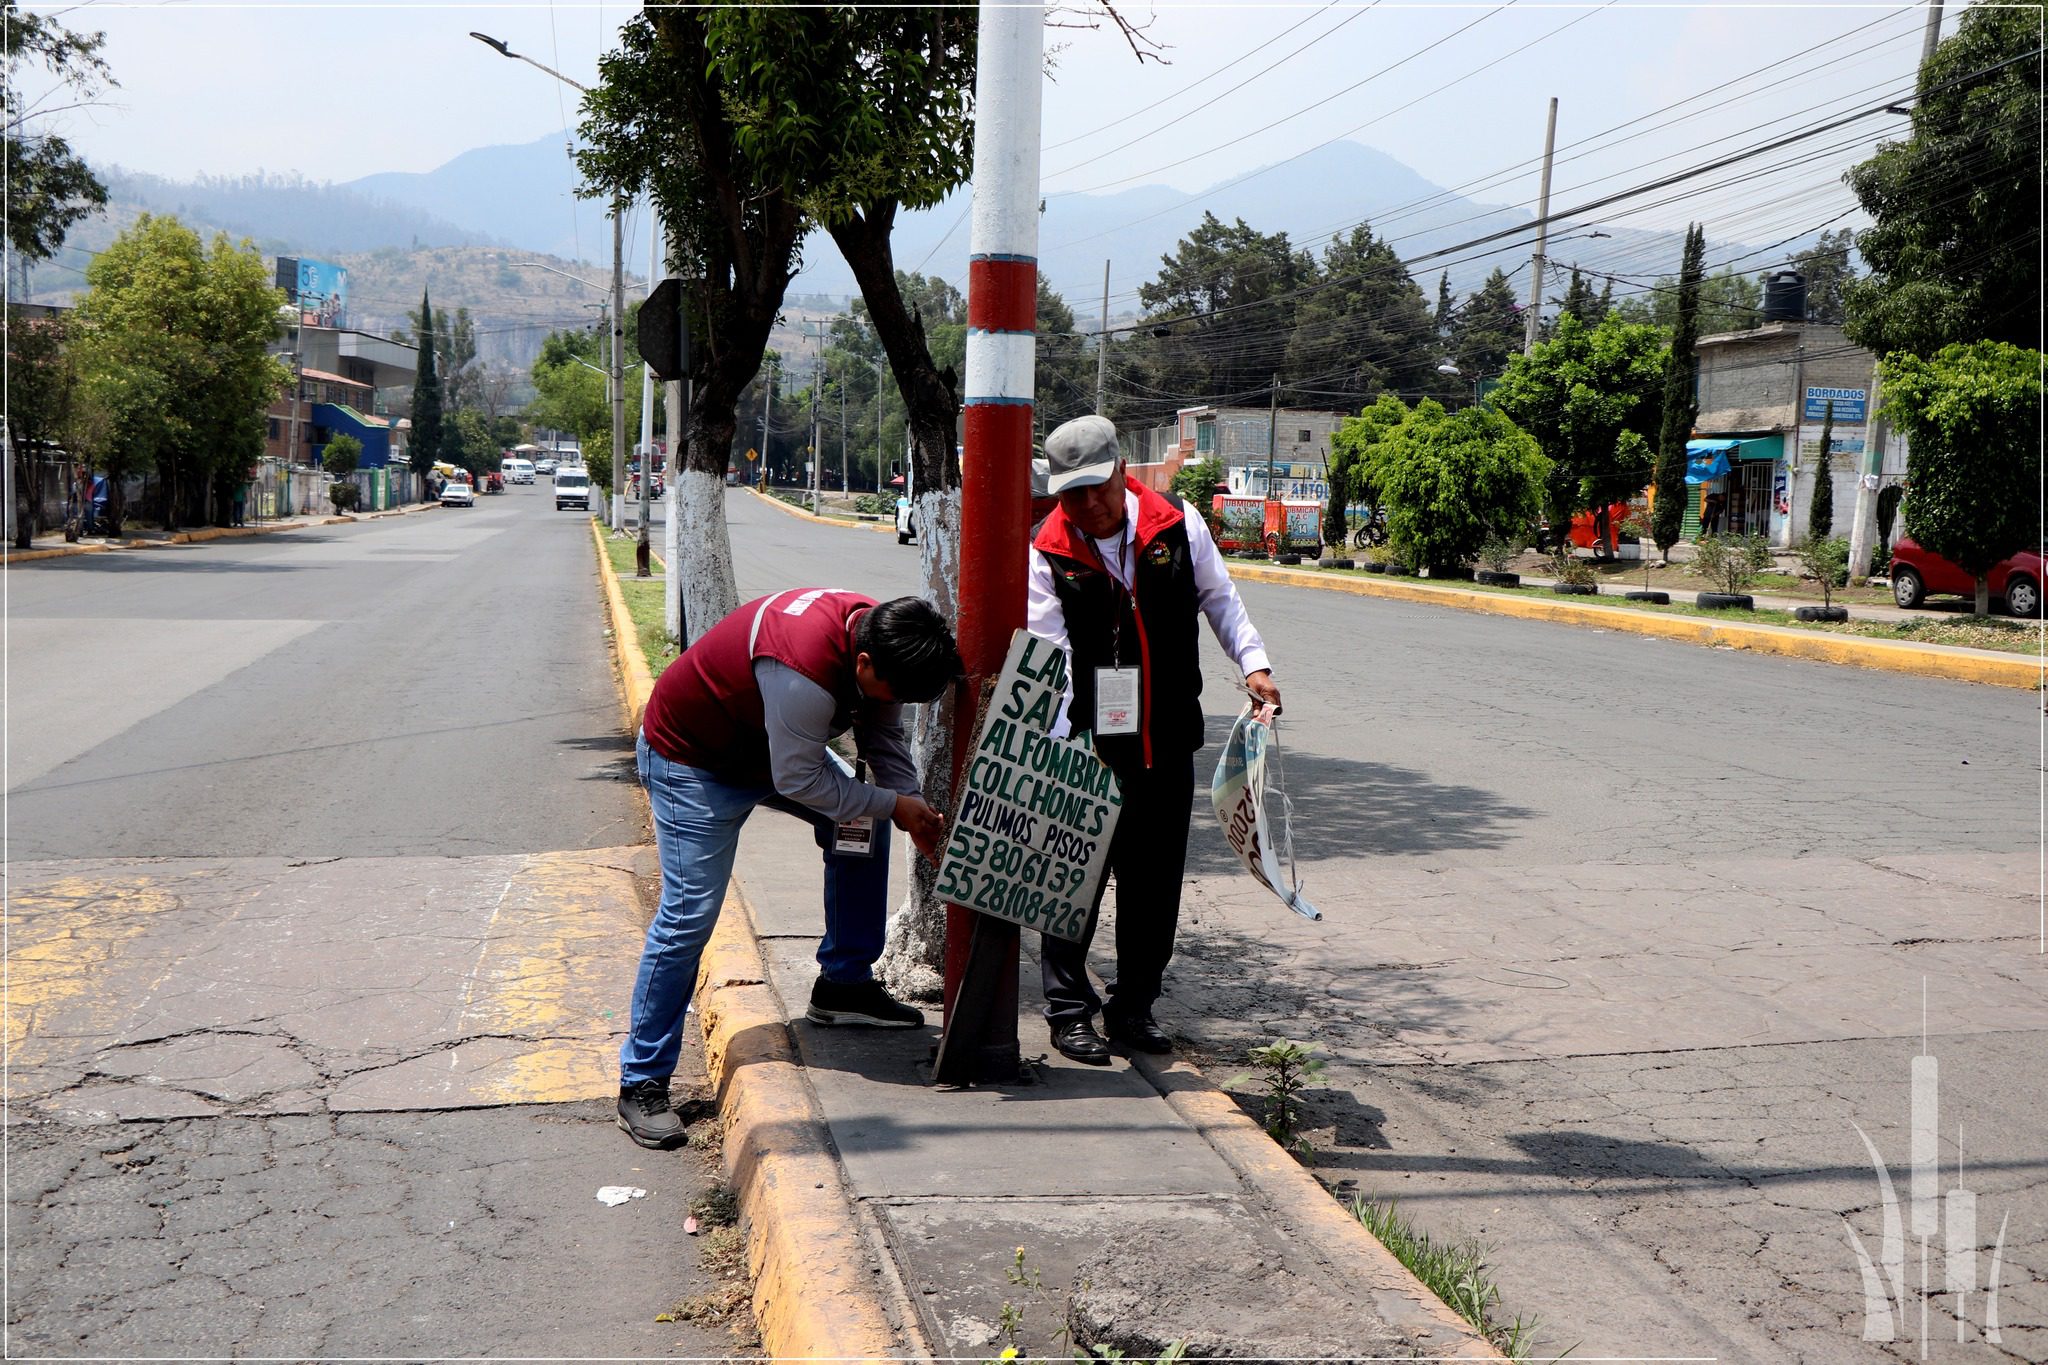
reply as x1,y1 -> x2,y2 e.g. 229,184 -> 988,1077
1888,536 -> 2041,617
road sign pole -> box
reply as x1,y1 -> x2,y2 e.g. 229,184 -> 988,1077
936,0 -> 1043,1084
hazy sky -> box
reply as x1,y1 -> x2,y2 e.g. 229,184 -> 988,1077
39,1 -> 1951,301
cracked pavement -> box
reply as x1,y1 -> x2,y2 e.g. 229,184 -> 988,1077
726,489 -> 2046,1364
7,499 -> 755,1357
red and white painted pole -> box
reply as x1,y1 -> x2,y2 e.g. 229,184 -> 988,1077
938,1 -> 1042,1081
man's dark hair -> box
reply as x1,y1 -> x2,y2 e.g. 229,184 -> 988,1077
858,597 -> 964,703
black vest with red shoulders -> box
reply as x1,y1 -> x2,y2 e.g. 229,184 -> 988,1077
1032,483 -> 1202,772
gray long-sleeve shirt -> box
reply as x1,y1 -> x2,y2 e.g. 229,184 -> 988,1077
754,659 -> 920,823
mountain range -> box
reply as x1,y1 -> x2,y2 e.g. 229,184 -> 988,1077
29,134 -> 1813,370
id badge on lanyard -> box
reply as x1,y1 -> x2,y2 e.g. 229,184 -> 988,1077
1094,527 -> 1140,736
831,756 -> 878,857
1095,666 -> 1141,735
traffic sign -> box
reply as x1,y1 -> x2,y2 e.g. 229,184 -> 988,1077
637,278 -> 690,381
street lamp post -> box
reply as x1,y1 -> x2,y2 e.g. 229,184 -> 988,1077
472,32 -> 627,536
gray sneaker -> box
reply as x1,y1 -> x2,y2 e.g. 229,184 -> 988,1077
806,978 -> 925,1028
616,1078 -> 687,1149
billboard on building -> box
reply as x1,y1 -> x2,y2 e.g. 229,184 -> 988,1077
277,256 -> 348,327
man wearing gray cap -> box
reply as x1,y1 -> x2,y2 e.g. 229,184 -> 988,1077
1027,414 -> 1281,1064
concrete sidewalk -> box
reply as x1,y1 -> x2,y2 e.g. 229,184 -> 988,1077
705,814 -> 1500,1360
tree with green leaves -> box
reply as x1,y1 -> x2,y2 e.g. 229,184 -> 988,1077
1807,400 -> 1835,541
323,433 -> 363,511
1651,225 -> 1706,558
1281,222 -> 1443,409
1138,212 -> 1314,404
1844,6 -> 2041,357
1491,313 -> 1668,552
7,308 -> 75,547
1448,268 -> 1522,381
1792,229 -> 1858,325
1035,282 -> 1096,430
69,214 -> 287,531
2,2 -> 114,275
1363,400 -> 1549,577
1558,267 -> 1602,329
1612,261 -> 1763,336
409,289 -> 442,477
1330,393 -> 1415,515
1883,341 -> 2042,615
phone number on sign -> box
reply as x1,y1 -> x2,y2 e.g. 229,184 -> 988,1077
938,829 -> 1089,938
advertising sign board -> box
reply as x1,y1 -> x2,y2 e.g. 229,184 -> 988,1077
934,631 -> 1121,942
295,258 -> 348,327
1803,386 -> 1866,422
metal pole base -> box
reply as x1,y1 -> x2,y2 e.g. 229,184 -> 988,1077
932,915 -> 1025,1086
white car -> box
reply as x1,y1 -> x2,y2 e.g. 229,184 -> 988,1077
535,458 -> 558,476
554,468 -> 591,511
440,479 -> 475,507
504,458 -> 536,485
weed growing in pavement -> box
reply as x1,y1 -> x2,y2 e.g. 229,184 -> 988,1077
654,1182 -> 759,1348
1230,1039 -> 1327,1160
1350,1195 -> 1554,1361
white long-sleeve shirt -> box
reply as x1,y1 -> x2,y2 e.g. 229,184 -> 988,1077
1026,487 -> 1271,737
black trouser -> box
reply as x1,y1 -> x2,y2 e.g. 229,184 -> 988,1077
1040,750 -> 1196,1027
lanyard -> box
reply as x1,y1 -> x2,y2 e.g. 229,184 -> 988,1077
1079,518 -> 1134,667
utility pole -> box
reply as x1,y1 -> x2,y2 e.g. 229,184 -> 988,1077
1918,0 -> 1944,70
934,0 -> 1041,1086
840,361 -> 849,496
808,321 -> 823,512
759,368 -> 773,483
611,193 -> 628,535
1524,97 -> 1558,354
1095,258 -> 1110,412
1266,376 -> 1280,506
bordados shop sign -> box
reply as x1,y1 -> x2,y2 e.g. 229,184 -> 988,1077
935,631 -> 1121,942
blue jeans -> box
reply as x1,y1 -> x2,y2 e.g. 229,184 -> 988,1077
620,731 -> 893,1084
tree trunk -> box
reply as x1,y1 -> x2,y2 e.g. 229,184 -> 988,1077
1975,574 -> 1990,617
676,395 -> 741,646
12,446 -> 39,551
829,206 -> 965,999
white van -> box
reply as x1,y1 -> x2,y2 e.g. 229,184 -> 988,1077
554,467 -> 591,511
504,458 -> 536,485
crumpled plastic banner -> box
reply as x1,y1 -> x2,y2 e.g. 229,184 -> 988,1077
1210,703 -> 1321,921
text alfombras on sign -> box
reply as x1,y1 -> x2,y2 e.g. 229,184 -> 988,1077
936,631 -> 1122,942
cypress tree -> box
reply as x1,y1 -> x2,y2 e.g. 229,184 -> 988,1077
409,288 -> 443,477
1807,399 -> 1834,540
1650,224 -> 1706,557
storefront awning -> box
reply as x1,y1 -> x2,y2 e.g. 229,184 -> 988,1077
1685,444 -> 1734,484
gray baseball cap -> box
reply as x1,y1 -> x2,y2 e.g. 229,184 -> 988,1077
1042,415 -> 1121,494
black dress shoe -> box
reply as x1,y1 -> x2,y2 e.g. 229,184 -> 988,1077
1105,1012 -> 1172,1054
1050,1019 -> 1111,1065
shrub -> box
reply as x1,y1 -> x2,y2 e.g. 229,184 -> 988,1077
1367,400 -> 1549,577
1476,535 -> 1519,574
1798,535 -> 1850,609
327,481 -> 361,512
1170,455 -> 1224,505
1691,533 -> 1773,594
321,434 -> 363,479
1547,543 -> 1595,587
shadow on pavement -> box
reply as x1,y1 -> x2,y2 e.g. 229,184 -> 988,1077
1180,743 -> 1537,876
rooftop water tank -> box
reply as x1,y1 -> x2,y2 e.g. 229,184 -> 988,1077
1762,269 -> 1807,323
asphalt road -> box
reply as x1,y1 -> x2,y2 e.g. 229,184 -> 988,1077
6,488 -> 752,1357
725,488 -> 2046,1364
7,486 -> 642,860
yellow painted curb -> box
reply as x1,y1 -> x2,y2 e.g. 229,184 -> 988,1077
590,515 -> 906,1354
1131,1051 -> 1504,1359
590,517 -> 656,730
746,485 -> 896,536
699,884 -> 916,1359
1,543 -> 110,564
1228,562 -> 2044,690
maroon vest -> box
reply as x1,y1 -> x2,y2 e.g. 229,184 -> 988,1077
642,589 -> 874,785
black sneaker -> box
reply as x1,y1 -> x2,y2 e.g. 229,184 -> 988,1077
616,1078 -> 687,1149
806,978 -> 925,1028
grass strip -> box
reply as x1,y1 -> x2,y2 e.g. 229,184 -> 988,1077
1270,561 -> 2043,656
1351,1195 -> 1547,1360
596,520 -> 679,678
